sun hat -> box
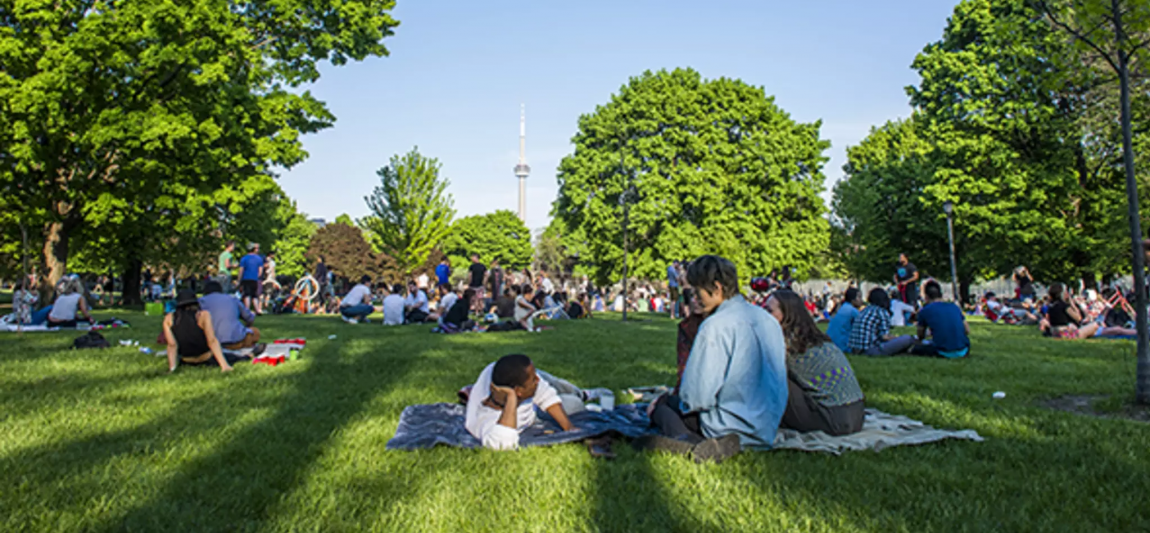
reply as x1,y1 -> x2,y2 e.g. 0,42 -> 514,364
175,289 -> 199,307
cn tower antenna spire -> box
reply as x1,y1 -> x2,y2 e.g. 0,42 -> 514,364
514,104 -> 531,223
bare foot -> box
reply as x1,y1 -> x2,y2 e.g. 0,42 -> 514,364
221,365 -> 235,373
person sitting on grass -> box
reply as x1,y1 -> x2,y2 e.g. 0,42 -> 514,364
889,288 -> 916,327
464,354 -> 576,450
909,281 -> 971,358
514,284 -> 538,330
673,288 -> 705,395
826,288 -> 862,352
764,290 -> 865,436
47,277 -> 94,328
433,283 -> 458,325
984,292 -> 1038,325
340,275 -> 376,324
848,288 -> 914,356
199,281 -> 260,349
567,292 -> 588,319
641,255 -> 788,463
1042,283 -> 1136,339
382,284 -> 405,326
404,281 -> 430,323
164,289 -> 244,373
441,289 -> 476,333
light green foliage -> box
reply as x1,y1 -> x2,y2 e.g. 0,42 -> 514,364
554,68 -> 830,286
271,200 -> 317,279
362,148 -> 456,274
0,0 -> 399,287
334,214 -> 356,227
441,210 -> 533,271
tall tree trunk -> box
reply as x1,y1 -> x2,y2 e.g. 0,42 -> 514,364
40,221 -> 70,303
121,257 -> 143,307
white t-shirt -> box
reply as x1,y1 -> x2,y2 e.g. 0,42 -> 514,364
341,284 -> 372,308
382,294 -> 405,325
514,295 -> 533,322
440,292 -> 459,314
541,277 -> 555,294
465,362 -> 561,450
890,299 -> 915,327
417,273 -> 429,289
49,293 -> 82,322
405,290 -> 430,313
613,295 -> 624,312
264,258 -> 276,279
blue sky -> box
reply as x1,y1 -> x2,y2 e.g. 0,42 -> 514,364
278,0 -> 960,232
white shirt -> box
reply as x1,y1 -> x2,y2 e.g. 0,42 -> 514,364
514,295 -> 533,322
49,293 -> 82,322
382,294 -> 405,325
465,363 -> 561,450
541,277 -> 555,294
890,299 -> 915,327
264,258 -> 276,279
612,295 -> 624,312
405,290 -> 429,313
341,284 -> 372,308
417,273 -> 429,289
440,292 -> 459,314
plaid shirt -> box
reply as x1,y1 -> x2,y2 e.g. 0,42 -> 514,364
848,305 -> 891,353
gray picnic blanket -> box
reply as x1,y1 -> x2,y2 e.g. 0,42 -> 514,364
385,402 -> 656,450
386,402 -> 983,453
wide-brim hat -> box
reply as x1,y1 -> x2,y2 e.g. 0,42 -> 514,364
176,289 -> 199,307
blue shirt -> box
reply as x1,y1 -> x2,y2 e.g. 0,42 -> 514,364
239,254 -> 264,281
198,292 -> 254,345
826,302 -> 859,352
667,265 -> 679,288
679,295 -> 788,448
435,264 -> 450,285
917,301 -> 969,357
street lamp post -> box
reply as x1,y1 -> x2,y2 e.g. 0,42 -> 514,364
944,200 -> 959,303
619,144 -> 629,322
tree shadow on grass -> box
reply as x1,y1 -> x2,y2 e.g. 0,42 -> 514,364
90,340 -> 424,532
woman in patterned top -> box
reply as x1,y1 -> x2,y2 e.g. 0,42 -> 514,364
766,290 -> 865,436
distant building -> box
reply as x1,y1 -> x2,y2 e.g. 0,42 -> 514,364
309,218 -> 327,228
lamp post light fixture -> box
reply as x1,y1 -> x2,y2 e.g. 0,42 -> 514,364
943,200 -> 959,303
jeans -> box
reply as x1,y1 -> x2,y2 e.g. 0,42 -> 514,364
340,304 -> 373,321
31,306 -> 53,325
862,335 -> 916,356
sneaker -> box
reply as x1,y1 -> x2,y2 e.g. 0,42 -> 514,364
691,434 -> 741,464
341,316 -> 358,324
632,434 -> 694,456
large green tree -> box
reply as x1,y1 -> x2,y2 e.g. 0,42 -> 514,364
305,223 -> 396,283
0,0 -> 398,294
554,68 -> 831,286
441,210 -> 533,272
272,202 -> 319,279
361,148 -> 456,275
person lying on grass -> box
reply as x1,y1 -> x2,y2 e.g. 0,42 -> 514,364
163,289 -> 247,373
764,290 -> 865,436
640,255 -> 787,463
1040,283 -> 1136,340
464,354 -> 577,450
911,281 -> 971,358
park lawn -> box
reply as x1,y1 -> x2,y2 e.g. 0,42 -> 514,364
2,311 -> 1149,532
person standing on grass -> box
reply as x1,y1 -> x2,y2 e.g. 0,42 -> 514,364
765,290 -> 865,435
467,254 -> 487,315
314,256 -> 330,309
640,255 -> 788,463
164,289 -> 243,373
487,258 -> 505,307
464,354 -> 577,450
910,281 -> 971,358
237,243 -> 265,314
339,275 -> 376,324
893,253 -> 920,308
435,257 -> 451,286
848,288 -> 914,356
826,288 -> 862,352
199,281 -> 260,349
217,241 -> 238,293
667,260 -> 681,318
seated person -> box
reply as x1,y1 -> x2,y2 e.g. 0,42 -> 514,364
199,281 -> 260,349
433,283 -> 458,323
673,288 -> 705,395
10,279 -> 41,325
404,281 -> 430,323
984,292 -> 1038,324
339,275 -> 376,323
493,288 -> 516,318
643,255 -> 787,463
1043,283 -> 1136,339
765,290 -> 865,435
826,288 -> 861,352
464,354 -> 576,450
382,284 -> 406,326
442,289 -> 476,332
911,281 -> 970,357
163,290 -> 244,373
567,292 -> 588,319
888,289 -> 916,327
848,288 -> 914,355
514,284 -> 538,330
47,278 -> 94,328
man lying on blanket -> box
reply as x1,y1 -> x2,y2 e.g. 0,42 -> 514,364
465,354 -> 578,450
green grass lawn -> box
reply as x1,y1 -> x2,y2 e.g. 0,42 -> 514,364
3,310 -> 1149,532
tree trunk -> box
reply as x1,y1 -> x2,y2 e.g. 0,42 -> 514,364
959,275 -> 974,307
39,221 -> 70,303
121,257 -> 143,307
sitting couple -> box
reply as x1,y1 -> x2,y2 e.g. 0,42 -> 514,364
162,287 -> 260,373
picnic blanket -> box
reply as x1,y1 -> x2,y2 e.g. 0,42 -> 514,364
385,402 -> 655,450
386,402 -> 983,454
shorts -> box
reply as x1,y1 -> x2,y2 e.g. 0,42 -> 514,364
241,279 -> 259,299
470,286 -> 486,306
1053,324 -> 1080,340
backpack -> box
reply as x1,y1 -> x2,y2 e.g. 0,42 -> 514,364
73,331 -> 110,350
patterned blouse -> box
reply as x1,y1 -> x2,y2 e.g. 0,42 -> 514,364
788,342 -> 865,407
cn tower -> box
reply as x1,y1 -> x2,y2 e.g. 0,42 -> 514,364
514,104 -> 530,223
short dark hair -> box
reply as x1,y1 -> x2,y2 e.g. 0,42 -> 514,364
844,287 -> 859,304
867,287 -> 891,311
204,281 -> 223,295
686,255 -> 739,299
924,280 -> 943,300
1048,282 -> 1065,301
491,354 -> 533,388
360,275 -> 371,284
392,284 -> 404,294
463,288 -> 476,300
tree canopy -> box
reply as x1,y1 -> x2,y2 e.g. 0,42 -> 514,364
361,148 -> 456,275
441,210 -> 533,272
305,223 -> 395,282
554,68 -> 831,286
